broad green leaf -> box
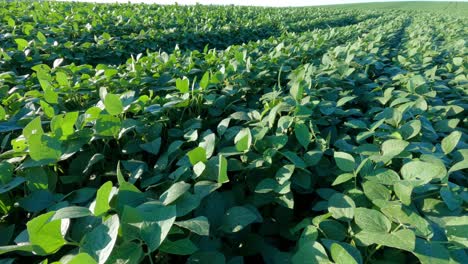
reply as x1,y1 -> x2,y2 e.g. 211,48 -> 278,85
175,216 -> 210,236
453,57 -> 463,66
0,106 -> 5,121
445,216 -> 468,248
160,181 -> 190,205
94,181 -> 113,216
0,244 -> 34,255
52,206 -> 92,220
355,229 -> 416,251
69,253 -> 98,264
80,214 -> 119,264
449,150 -> 468,173
222,206 -> 261,233
275,164 -> 295,185
328,193 -> 355,221
334,152 -> 355,172
399,120 -> 421,140
23,117 -> 44,140
292,241 -> 331,264
441,131 -> 461,155
187,147 -> 207,165
440,187 -> 462,211
394,181 -> 413,206
380,203 -> 433,238
199,72 -> 210,90
322,240 -> 362,264
159,238 -> 198,255
234,128 -> 252,152
105,242 -> 143,264
401,160 -> 445,184
121,202 -> 176,252
0,177 -> 26,194
50,112 -> 78,139
295,123 -> 311,149
364,168 -> 400,185
28,134 -> 62,162
218,155 -> 229,183
332,173 -> 354,186
95,114 -> 121,137
354,208 -> 391,232
104,94 -> 123,115
298,225 -> 318,247
27,211 -> 67,255
15,38 -> 28,50
381,139 -> 409,158
413,238 -> 451,264
362,181 -> 391,202
176,77 -> 190,93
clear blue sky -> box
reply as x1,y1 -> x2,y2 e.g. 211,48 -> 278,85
70,0 -> 461,7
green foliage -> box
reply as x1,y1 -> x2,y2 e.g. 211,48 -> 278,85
0,1 -> 466,263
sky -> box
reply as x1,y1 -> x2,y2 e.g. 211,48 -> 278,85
68,0 -> 460,7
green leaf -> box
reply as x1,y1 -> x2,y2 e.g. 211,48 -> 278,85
176,77 -> 190,93
399,120 -> 421,140
187,147 -> 207,165
121,202 -> 176,252
199,72 -> 210,90
80,214 -> 119,264
295,123 -> 311,149
328,193 -> 355,222
160,181 -> 190,205
355,229 -> 416,252
453,57 -> 463,66
105,242 -> 143,264
234,128 -> 252,152
23,117 -> 44,140
52,206 -> 92,220
275,164 -> 295,185
354,208 -> 391,233
413,238 -> 451,264
0,106 -> 5,121
28,134 -> 62,162
218,155 -> 229,184
334,152 -> 355,172
175,216 -> 210,236
298,225 -> 318,246
441,131 -> 461,155
94,181 -> 113,216
95,114 -> 121,137
69,253 -> 98,264
159,238 -> 198,255
362,181 -> 391,202
0,177 -> 26,194
394,181 -> 413,206
50,112 -> 78,139
322,240 -> 362,264
332,173 -> 354,186
27,211 -> 67,255
0,244 -> 34,255
445,216 -> 468,248
440,187 -> 462,211
104,94 -> 123,115
292,241 -> 331,264
381,139 -> 409,158
380,203 -> 433,238
401,160 -> 445,184
222,206 -> 261,233
15,38 -> 28,50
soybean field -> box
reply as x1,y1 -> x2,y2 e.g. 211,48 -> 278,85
0,1 -> 467,264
